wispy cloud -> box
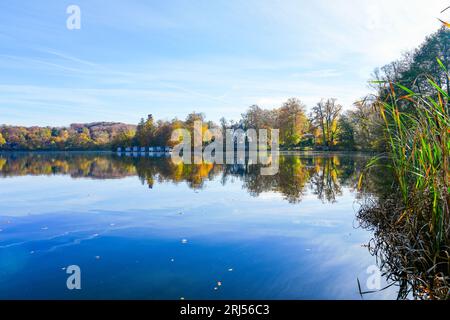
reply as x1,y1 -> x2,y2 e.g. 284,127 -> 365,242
0,0 -> 446,125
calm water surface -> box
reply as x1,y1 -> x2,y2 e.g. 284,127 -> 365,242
0,152 -> 396,299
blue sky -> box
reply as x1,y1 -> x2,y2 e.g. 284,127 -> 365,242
0,0 -> 447,126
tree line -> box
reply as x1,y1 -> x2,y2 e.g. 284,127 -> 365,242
129,97 -> 382,152
0,99 -> 400,152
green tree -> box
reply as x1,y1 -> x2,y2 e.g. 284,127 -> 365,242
135,115 -> 155,146
337,113 -> 355,149
374,27 -> 450,113
153,120 -> 174,146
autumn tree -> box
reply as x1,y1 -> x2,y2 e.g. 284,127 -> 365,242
311,98 -> 342,147
184,112 -> 209,146
112,128 -> 135,148
276,98 -> 309,146
350,99 -> 386,151
68,127 -> 92,149
241,105 -> 276,131
0,133 -> 5,146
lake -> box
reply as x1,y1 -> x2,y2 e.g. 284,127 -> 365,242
0,152 -> 396,299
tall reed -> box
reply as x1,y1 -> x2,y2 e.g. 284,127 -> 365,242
370,59 -> 449,247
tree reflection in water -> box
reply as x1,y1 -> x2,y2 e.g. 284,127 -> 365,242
0,152 -> 375,204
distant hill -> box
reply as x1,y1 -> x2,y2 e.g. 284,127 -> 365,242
0,122 -> 137,151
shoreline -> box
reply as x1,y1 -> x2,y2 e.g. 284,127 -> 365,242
0,149 -> 376,156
